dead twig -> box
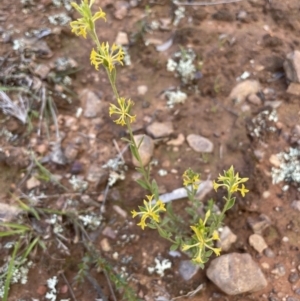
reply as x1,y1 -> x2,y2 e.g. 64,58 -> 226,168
174,0 -> 245,6
61,272 -> 78,301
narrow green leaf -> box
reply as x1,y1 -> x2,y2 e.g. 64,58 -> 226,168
224,198 -> 235,211
0,230 -> 26,237
170,244 -> 179,251
3,241 -> 20,301
0,222 -> 30,231
136,179 -> 149,190
22,236 -> 39,260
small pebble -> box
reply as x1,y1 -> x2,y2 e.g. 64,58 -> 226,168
289,272 -> 299,284
264,248 -> 275,258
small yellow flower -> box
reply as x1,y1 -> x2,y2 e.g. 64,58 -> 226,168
213,166 -> 249,197
182,168 -> 200,190
109,97 -> 136,126
182,210 -> 221,264
90,43 -> 124,72
70,1 -> 106,39
131,195 -> 166,230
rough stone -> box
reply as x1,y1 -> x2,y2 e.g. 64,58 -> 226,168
247,93 -> 262,106
137,85 -> 148,95
80,89 -> 103,118
217,226 -> 237,252
115,31 -> 129,45
283,50 -> 300,83
291,200 -> 300,211
132,134 -> 154,167
290,125 -> 300,144
271,263 -> 286,277
167,133 -> 185,146
247,214 -> 271,235
269,154 -> 281,167
0,203 -> 21,222
64,143 -> 78,161
114,1 -> 129,20
187,134 -> 214,153
229,80 -> 261,104
179,260 -> 200,281
288,272 -> 299,283
34,64 -> 50,79
146,121 -> 174,138
206,253 -> 267,295
287,83 -> 300,96
249,234 -> 268,253
26,176 -> 41,190
264,248 -> 275,258
86,165 -> 108,185
100,238 -> 111,252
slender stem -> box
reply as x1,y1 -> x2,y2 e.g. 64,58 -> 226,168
155,222 -> 177,244
126,119 -> 153,191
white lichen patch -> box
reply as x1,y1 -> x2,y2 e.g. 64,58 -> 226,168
148,258 -> 172,277
69,175 -> 88,192
271,148 -> 300,186
167,48 -> 196,84
0,259 -> 33,298
102,157 -> 127,186
45,276 -> 58,301
48,13 -> 71,26
79,213 -> 102,230
164,90 -> 187,108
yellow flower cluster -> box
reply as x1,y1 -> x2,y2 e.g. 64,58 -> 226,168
182,210 -> 221,264
90,43 -> 124,72
131,195 -> 166,230
182,168 -> 200,191
109,97 -> 136,126
213,165 -> 249,197
70,0 -> 106,39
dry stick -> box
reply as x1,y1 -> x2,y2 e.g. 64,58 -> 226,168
103,270 -> 117,301
61,272 -> 78,301
174,0 -> 245,5
37,86 -> 46,137
86,274 -> 109,301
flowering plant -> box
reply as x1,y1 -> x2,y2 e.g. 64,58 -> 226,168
70,0 -> 249,266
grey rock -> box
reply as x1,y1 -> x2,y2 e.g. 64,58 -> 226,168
34,64 -> 50,79
80,89 -> 103,118
288,272 -> 299,283
287,83 -> 300,96
114,1 -> 129,20
179,260 -> 200,281
146,121 -> 174,138
271,263 -> 286,277
217,226 -> 237,252
290,125 -> 300,144
26,176 -> 41,190
132,134 -> 154,167
291,200 -> 300,211
50,142 -> 67,165
229,80 -> 261,104
264,248 -> 275,258
295,288 -> 300,295
283,50 -> 300,83
249,234 -> 268,253
206,253 -> 267,295
187,134 -> 213,153
247,214 -> 271,235
287,297 -> 300,301
0,203 -> 22,222
86,165 -> 108,185
64,143 -> 78,161
247,93 -> 262,106
115,31 -> 129,46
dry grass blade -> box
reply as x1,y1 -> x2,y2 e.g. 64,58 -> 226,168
0,91 -> 28,124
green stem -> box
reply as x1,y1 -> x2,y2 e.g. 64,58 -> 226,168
155,222 -> 176,244
126,119 -> 152,191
